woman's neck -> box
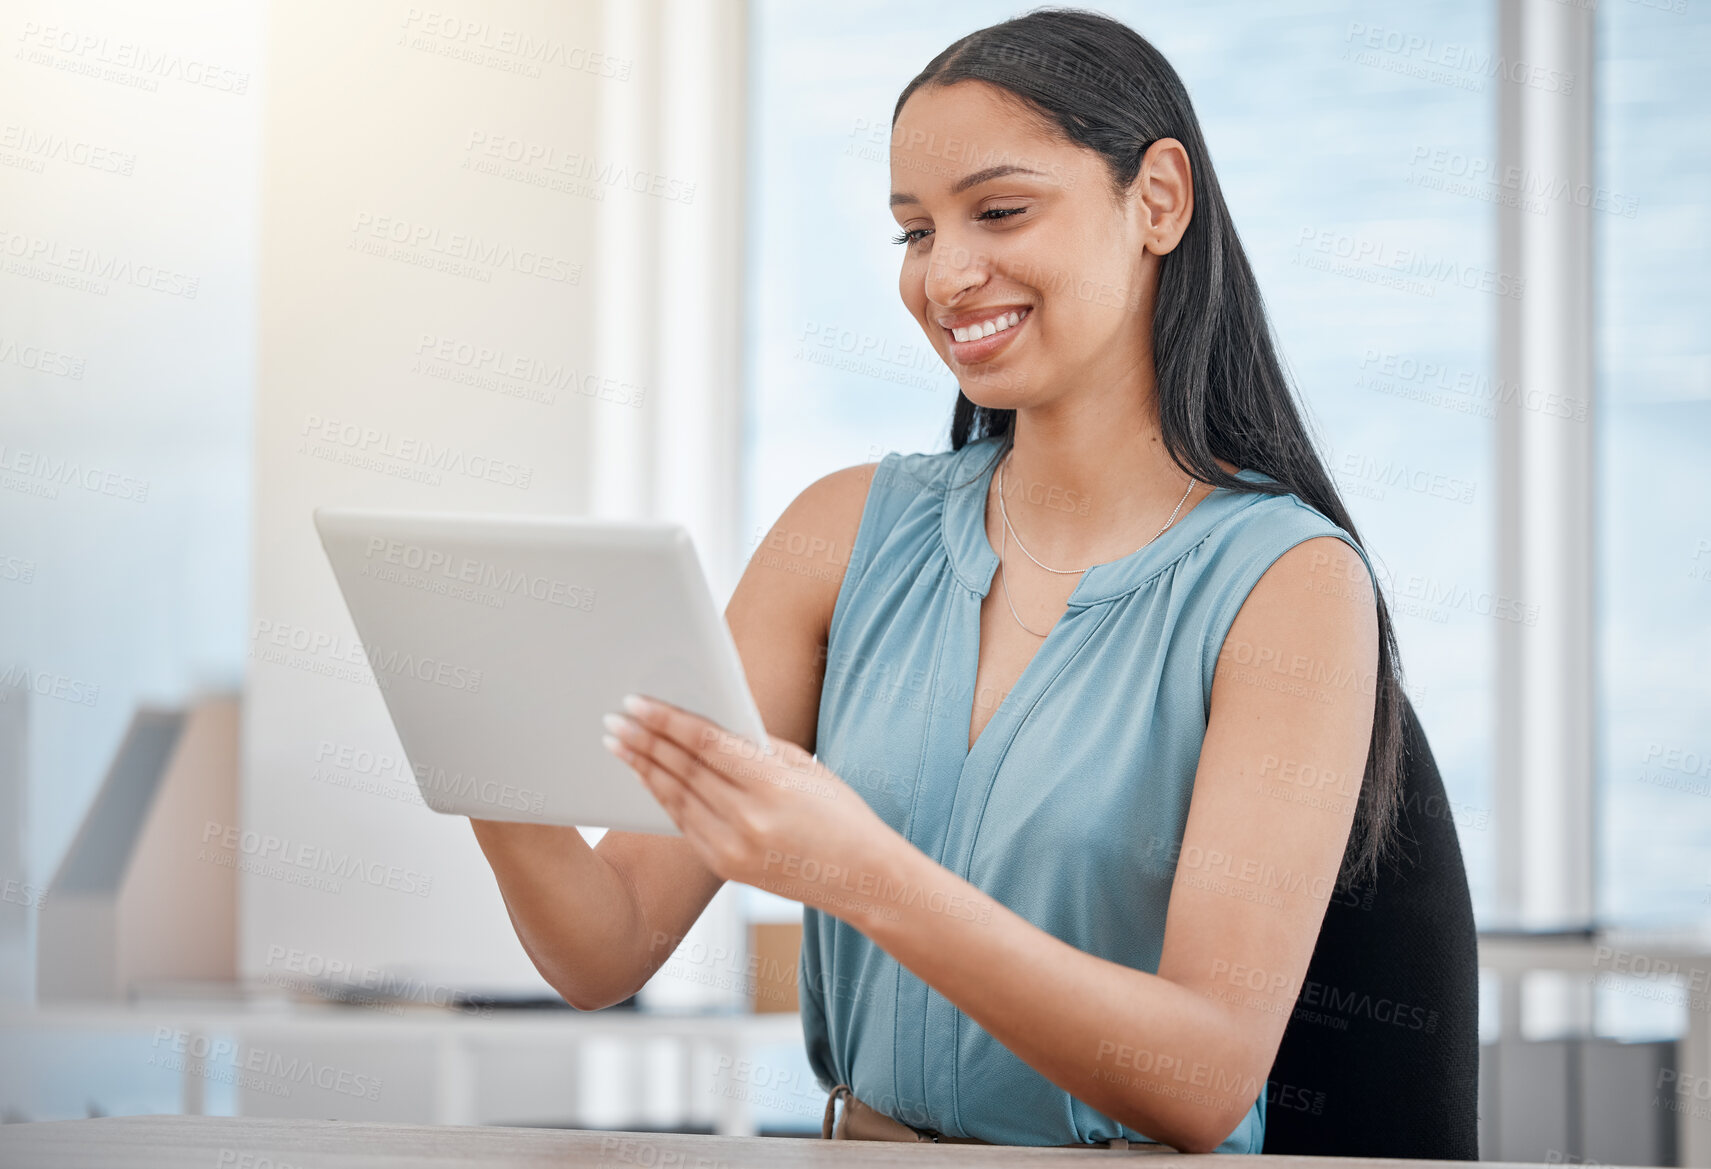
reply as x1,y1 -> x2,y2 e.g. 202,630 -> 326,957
991,407 -> 1212,566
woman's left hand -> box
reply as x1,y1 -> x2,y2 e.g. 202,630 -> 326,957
601,694 -> 899,917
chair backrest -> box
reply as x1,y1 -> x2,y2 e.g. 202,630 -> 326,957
1262,695 -> 1481,1158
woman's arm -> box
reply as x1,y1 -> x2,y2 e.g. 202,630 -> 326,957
469,462 -> 877,1009
840,535 -> 1378,1152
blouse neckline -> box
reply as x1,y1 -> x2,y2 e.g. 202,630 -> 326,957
940,434 -> 1276,607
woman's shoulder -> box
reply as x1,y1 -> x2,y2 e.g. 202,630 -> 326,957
799,439 -> 1000,554
761,461 -> 880,575
1196,471 -> 1368,568
781,438 -> 990,526
1182,474 -> 1380,712
877,436 -> 1001,495
1174,472 -> 1380,624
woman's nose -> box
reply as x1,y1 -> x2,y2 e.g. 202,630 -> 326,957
923,238 -> 989,306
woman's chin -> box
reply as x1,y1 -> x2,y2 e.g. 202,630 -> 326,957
955,361 -> 1033,401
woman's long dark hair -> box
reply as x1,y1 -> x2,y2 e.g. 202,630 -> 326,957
894,6 -> 1405,889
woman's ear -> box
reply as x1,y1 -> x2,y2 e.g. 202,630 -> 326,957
1128,137 -> 1194,256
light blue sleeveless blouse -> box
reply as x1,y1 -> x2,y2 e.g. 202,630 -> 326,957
798,434 -> 1377,1153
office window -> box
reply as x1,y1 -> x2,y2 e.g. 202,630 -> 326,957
1594,4 -> 1710,932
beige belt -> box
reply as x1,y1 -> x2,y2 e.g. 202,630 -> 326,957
821,1083 -> 1133,1148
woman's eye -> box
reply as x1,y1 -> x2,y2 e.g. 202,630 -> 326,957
892,206 -> 1025,247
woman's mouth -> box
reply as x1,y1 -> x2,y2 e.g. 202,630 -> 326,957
938,306 -> 1031,363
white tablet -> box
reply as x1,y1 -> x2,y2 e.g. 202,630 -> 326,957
311,507 -> 768,835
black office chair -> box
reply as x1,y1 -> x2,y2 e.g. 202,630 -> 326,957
1262,695 -> 1481,1158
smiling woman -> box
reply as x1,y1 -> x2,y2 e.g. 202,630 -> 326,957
472,4 -> 1436,1158
877,7 -> 1408,879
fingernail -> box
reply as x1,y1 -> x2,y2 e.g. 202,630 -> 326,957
601,733 -> 624,756
621,693 -> 653,717
601,712 -> 629,735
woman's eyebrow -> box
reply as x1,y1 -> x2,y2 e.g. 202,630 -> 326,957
889,164 -> 1046,207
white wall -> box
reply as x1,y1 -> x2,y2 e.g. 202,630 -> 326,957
249,0 -> 750,996
0,0 -> 262,1000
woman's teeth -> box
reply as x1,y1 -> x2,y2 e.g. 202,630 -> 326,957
951,310 -> 1023,343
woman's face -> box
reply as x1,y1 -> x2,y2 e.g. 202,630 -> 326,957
889,80 -> 1189,410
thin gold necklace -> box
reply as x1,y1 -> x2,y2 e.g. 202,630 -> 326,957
994,447 -> 1196,638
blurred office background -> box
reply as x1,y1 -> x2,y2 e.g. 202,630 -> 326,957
0,0 -> 1706,1160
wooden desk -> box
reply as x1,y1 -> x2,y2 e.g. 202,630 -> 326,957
0,1114 -> 1584,1166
